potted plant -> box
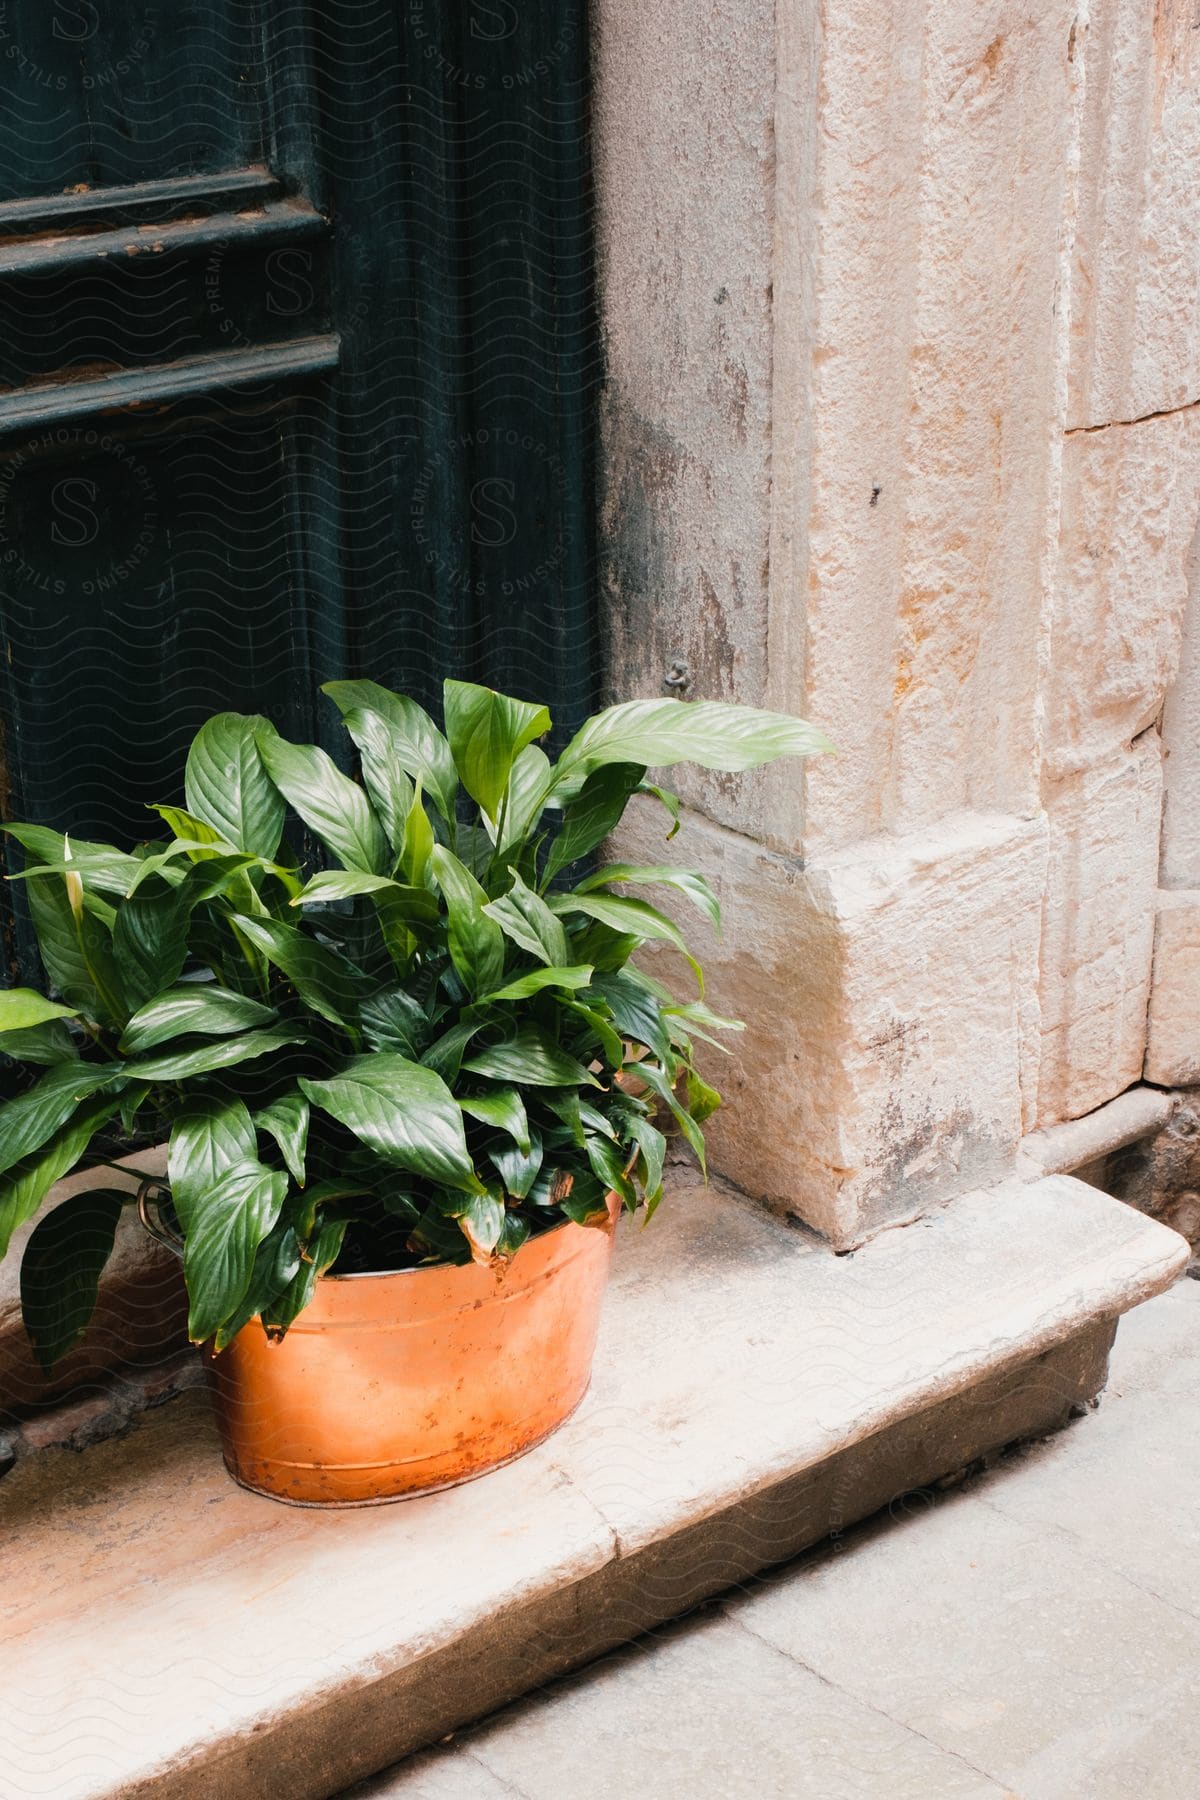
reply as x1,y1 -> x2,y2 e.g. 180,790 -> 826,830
0,680 -> 828,1504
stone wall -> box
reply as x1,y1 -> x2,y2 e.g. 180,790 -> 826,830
594,0 -> 1200,1246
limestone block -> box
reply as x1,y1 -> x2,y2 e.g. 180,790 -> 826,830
1037,738 -> 1163,1126
1068,0 -> 1200,430
593,0 -> 776,837
1160,517 -> 1200,886
1145,890 -> 1200,1087
612,801 -> 1046,1247
1045,408 -> 1200,779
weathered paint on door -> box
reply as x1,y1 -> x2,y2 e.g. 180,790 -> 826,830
0,1 -> 596,973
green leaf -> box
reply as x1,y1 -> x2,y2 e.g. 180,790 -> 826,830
184,1161 -> 289,1343
256,726 -> 388,875
435,1185 -> 506,1261
480,965 -> 594,1003
112,875 -> 191,1013
625,1115 -> 667,1208
291,871 -> 439,926
148,804 -> 230,855
575,864 -> 721,933
499,744 -> 554,853
637,1059 -> 708,1174
300,1056 -> 482,1192
401,784 -> 435,887
120,985 -> 278,1055
551,892 -> 703,989
213,1221 -> 302,1350
23,871 -> 95,1010
123,1029 -> 304,1085
496,1211 -> 531,1257
686,1066 -> 722,1124
4,825 -> 144,896
20,1188 -> 125,1371
588,971 -> 674,1062
323,679 -> 458,822
557,699 -> 834,778
185,713 -> 286,859
557,1169 -> 612,1226
21,1187 -> 126,1371
254,1090 -> 310,1187
420,1021 -> 484,1083
361,987 -> 432,1058
0,1063 -> 125,1184
459,1087 -> 531,1153
0,991 -> 79,1033
0,1019 -> 79,1066
338,706 -> 415,849
462,1026 -> 600,1089
541,762 -> 646,886
488,1124 -> 543,1199
168,1096 -> 258,1234
0,1094 -> 123,1261
585,1132 -> 637,1208
483,869 -> 568,967
430,846 -> 506,998
262,1216 -> 350,1334
442,680 -> 551,820
230,914 -> 373,1033
563,999 -> 624,1069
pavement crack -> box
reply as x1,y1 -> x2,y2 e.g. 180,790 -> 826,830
1065,395 -> 1200,435
725,1607 -> 1012,1792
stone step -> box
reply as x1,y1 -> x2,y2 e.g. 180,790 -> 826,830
0,1174 -> 1186,1800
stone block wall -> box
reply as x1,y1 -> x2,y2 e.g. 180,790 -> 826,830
594,0 -> 1200,1245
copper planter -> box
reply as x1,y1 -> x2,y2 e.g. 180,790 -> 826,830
204,1202 -> 619,1507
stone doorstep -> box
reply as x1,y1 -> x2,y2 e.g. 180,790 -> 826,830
0,1175 -> 1186,1800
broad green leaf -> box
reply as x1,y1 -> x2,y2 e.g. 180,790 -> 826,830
557,699 -> 834,778
0,991 -> 78,1033
112,874 -> 190,1012
625,1115 -> 667,1208
420,1021 -> 484,1084
551,892 -> 703,989
483,869 -> 568,967
20,1188 -> 125,1371
430,846 -> 506,997
256,726 -> 388,875
263,1216 -> 350,1334
557,1168 -> 612,1225
401,783 -> 435,888
213,1221 -> 302,1350
0,1062 -> 125,1184
0,1019 -> 79,1066
123,1029 -> 304,1085
300,1055 -> 482,1192
462,1026 -> 600,1089
168,1097 -> 259,1234
496,1211 -> 531,1257
636,1058 -> 708,1174
361,987 -> 432,1057
185,713 -> 286,859
480,965 -> 594,1003
291,871 -> 438,926
184,1161 -> 289,1343
542,1085 -> 584,1146
575,864 -> 721,934
563,999 -> 624,1068
686,1066 -> 722,1123
4,825 -> 143,896
254,1091 -> 310,1187
587,970 -> 673,1061
120,986 -> 277,1055
0,1094 -> 123,1260
459,1087 -> 531,1153
323,679 -> 458,822
230,914 -> 373,1033
23,872 -> 96,1011
541,762 -> 645,886
488,1124 -> 543,1199
640,782 -> 683,840
434,1185 -> 505,1262
499,745 -> 554,853
338,706 -> 414,849
585,1132 -> 637,1208
442,680 -> 551,820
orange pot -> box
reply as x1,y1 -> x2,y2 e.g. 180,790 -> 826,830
204,1200 -> 620,1507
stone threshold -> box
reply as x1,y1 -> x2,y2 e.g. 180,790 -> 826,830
0,1173 -> 1186,1800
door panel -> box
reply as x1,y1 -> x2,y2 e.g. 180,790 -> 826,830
0,0 -> 596,981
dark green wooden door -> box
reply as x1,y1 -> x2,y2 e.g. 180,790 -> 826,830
0,1 -> 596,972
